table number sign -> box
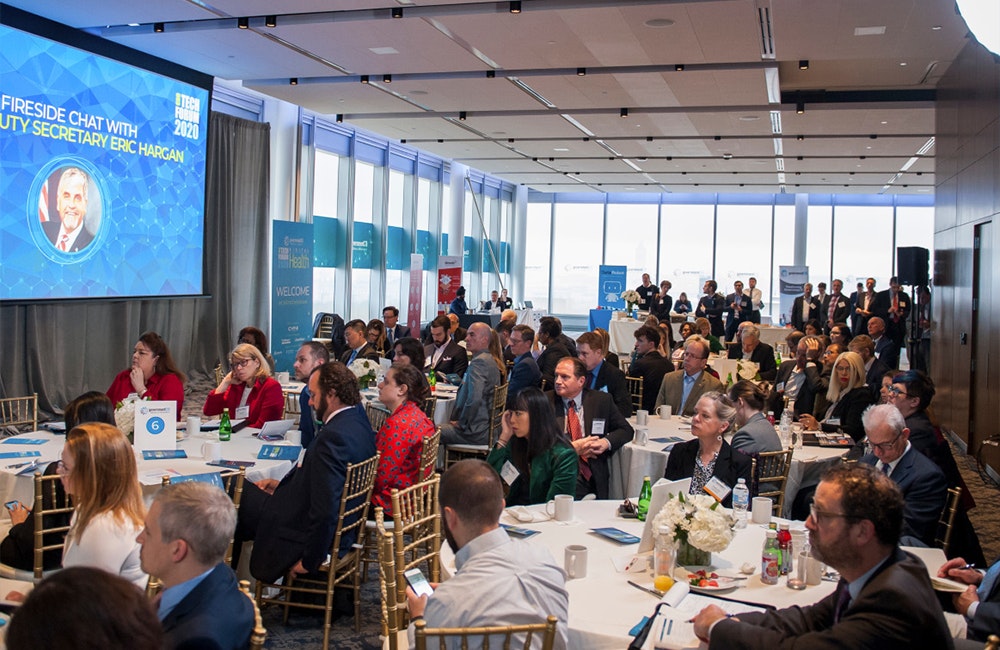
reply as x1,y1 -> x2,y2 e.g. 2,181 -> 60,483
133,401 -> 177,453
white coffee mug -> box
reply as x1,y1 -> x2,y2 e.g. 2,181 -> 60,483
636,409 -> 649,426
799,551 -> 824,585
284,429 -> 302,446
201,441 -> 223,462
564,544 -> 588,579
185,416 -> 201,434
546,494 -> 574,522
656,404 -> 672,419
633,427 -> 649,446
751,496 -> 772,524
276,371 -> 290,384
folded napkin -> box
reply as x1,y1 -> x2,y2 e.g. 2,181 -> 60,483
507,506 -> 550,523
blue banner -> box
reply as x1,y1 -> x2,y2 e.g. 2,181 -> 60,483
352,221 -> 375,269
313,215 -> 342,267
386,225 -> 409,270
272,221 -> 313,372
598,265 -> 627,309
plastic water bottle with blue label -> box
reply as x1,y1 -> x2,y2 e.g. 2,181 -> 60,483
732,478 -> 749,529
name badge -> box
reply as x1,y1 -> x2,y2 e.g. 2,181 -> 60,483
826,417 -> 841,427
591,419 -> 606,437
703,476 -> 732,503
500,460 -> 520,486
775,382 -> 785,393
235,405 -> 250,420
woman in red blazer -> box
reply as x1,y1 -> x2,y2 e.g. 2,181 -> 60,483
203,343 -> 283,428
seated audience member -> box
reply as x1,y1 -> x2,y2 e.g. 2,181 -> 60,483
424,315 -> 468,377
6,567 -> 162,650
577,331 -> 632,419
495,319 -> 515,364
507,325 -> 541,407
238,326 -> 275,372
725,323 -> 777,381
593,327 -> 620,368
485,289 -> 503,311
234,362 -> 377,583
811,342 -> 844,416
664,392 -> 751,508
1,391 -> 116,571
447,313 -> 468,343
798,351 -> 873,443
829,321 -> 852,347
366,318 -> 388,356
203,343 -> 283,428
405,460 -> 568,649
878,370 -> 897,404
847,334 -> 890,403
497,288 -> 513,310
674,292 -> 693,314
293,341 -> 329,449
449,285 -> 468,316
440,323 -> 503,446
867,316 -> 899,371
547,358 -> 633,499
694,317 -> 724,354
374,364 -> 436,515
629,325 -> 674,413
500,308 -> 518,327
768,335 -> 824,420
106,331 -> 186,419
655,336 -> 723,417
938,556 -> 1000,642
382,305 -> 410,349
340,319 -> 381,365
858,404 -> 947,546
803,319 -> 822,336
728,381 -> 782,454
393,336 -> 426,370
137,482 -> 254,650
693,463 -> 953,648
672,321 -> 696,361
535,316 -> 571,388
60,423 -> 146,587
487,388 -> 577,506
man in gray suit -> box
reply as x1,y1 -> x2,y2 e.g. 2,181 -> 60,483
440,323 -> 502,445
654,336 -> 722,417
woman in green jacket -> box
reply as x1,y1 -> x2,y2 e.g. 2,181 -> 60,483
486,387 -> 578,505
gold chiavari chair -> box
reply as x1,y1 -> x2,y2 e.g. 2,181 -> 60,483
625,376 -> 643,413
752,448 -> 794,516
443,383 -> 508,468
413,616 -> 558,650
0,394 -> 38,436
934,487 -> 962,555
238,580 -> 268,650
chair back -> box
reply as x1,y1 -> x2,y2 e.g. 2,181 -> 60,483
214,364 -> 224,387
377,524 -> 404,649
413,616 -> 558,650
420,428 -> 442,479
619,358 -> 631,374
31,470 -> 74,580
487,383 -> 509,448
315,313 -> 335,338
752,448 -> 794,516
0,394 -> 38,434
238,579 -> 268,650
366,403 -> 391,433
934,486 -> 962,555
330,454 -> 381,564
985,635 -> 1000,650
161,468 -> 246,564
625,376 -> 643,413
421,396 -> 437,420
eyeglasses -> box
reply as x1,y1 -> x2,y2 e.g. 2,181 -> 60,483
809,501 -> 853,524
864,431 -> 902,452
56,460 -> 71,473
886,386 -> 911,399
231,358 -> 254,369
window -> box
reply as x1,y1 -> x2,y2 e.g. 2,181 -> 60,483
606,203 -> 658,290
805,205 -> 833,286
312,149 -> 343,318
523,202 -> 552,311
832,205 -> 894,292
715,204 -> 773,315
351,160 -> 380,319
550,203 -> 603,314
771,205 -> 796,322
660,204 -> 715,310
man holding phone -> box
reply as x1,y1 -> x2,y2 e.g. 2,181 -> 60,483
405,460 -> 569,649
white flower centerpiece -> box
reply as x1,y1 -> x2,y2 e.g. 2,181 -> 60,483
651,492 -> 734,567
620,289 -> 641,316
736,360 -> 761,382
349,358 -> 379,389
114,394 -> 148,442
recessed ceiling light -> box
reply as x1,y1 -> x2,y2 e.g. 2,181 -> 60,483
899,61 -> 908,66
854,26 -> 887,36
369,47 -> 399,55
554,147 -> 569,152
409,90 -> 428,95
644,18 -> 675,28
881,120 -> 888,124
932,25 -> 942,31
739,115 -> 760,121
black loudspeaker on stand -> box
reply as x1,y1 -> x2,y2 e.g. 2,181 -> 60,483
896,247 -> 929,287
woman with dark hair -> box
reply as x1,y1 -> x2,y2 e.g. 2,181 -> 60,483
392,337 -> 426,369
203,343 -> 283,428
727,381 -> 782,454
804,319 -> 822,336
64,391 -> 116,431
106,331 -> 186,418
674,292 -> 693,314
367,318 -> 388,356
238,325 -> 275,371
829,322 -> 853,347
373,364 -> 436,515
486,387 -> 577,505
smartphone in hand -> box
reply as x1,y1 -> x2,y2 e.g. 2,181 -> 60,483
404,567 -> 434,598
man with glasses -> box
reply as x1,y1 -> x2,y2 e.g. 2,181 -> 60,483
506,325 -> 540,408
654,336 -> 722,417
858,404 -> 947,546
692,462 -> 953,648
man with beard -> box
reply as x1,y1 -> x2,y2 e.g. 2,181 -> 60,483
43,167 -> 95,252
405,460 -> 569,650
692,462 -> 953,648
292,341 -> 329,448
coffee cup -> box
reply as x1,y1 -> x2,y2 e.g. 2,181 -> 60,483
799,551 -> 824,585
656,405 -> 672,419
276,371 -> 290,384
633,427 -> 649,447
546,494 -> 574,522
636,410 -> 649,426
564,544 -> 588,579
284,430 -> 302,446
751,497 -> 772,524
185,416 -> 201,434
201,441 -> 223,462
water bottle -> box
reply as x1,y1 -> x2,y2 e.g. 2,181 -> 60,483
777,522 -> 792,575
761,530 -> 780,584
766,410 -> 775,426
654,525 -> 675,581
779,402 -> 792,448
637,476 -> 652,521
218,408 -> 232,442
732,478 -> 749,529
779,313 -> 786,327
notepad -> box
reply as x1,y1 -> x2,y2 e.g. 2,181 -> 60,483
207,459 -> 255,469
500,523 -> 540,538
0,451 -> 41,460
142,449 -> 187,460
590,527 -> 641,544
2,438 -> 47,445
257,444 -> 302,461
650,582 -> 767,649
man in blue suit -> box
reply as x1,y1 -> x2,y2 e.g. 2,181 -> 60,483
292,341 -> 329,449
138,481 -> 254,650
506,324 -> 541,407
234,361 -> 378,583
859,404 -> 947,546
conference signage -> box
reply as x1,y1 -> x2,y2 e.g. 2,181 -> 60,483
272,221 -> 313,371
437,255 -> 461,314
598,265 -> 627,309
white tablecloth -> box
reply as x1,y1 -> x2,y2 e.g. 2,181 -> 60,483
360,387 -> 456,426
608,319 -> 644,355
757,326 -> 790,348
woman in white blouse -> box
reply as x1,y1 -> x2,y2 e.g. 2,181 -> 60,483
58,422 -> 146,587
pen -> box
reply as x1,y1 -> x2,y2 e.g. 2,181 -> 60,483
5,460 -> 34,470
667,619 -> 673,636
659,619 -> 667,642
959,563 -> 975,570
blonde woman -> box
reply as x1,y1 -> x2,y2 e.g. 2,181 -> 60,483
58,423 -> 146,587
798,351 -> 874,442
203,343 -> 283,427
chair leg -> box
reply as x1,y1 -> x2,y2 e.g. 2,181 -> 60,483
353,565 -> 363,633
322,579 -> 334,650
282,576 -> 293,625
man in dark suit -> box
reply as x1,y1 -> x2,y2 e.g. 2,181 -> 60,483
655,337 -> 723,417
848,335 -> 891,403
790,283 -> 819,333
867,317 -> 899,371
852,277 -> 878,336
548,357 -> 633,499
138,481 -> 253,650
629,325 -> 674,413
424,315 -> 468,377
724,280 -> 751,342
339,319 -> 380,365
447,313 -> 467,343
768,335 -> 823,419
235,362 -> 378,583
726,323 -> 777,381
42,167 -> 96,253
821,279 -> 851,335
873,276 -> 911,352
848,281 -> 864,333
577,331 -> 632,419
859,404 -> 947,546
535,316 -> 571,389
506,324 -> 541,407
292,341 -> 329,449
693,462 -> 954,648
495,319 -> 516,364
382,306 -> 410,350
696,280 -> 726,338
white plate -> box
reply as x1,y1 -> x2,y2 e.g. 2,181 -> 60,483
675,566 -> 742,593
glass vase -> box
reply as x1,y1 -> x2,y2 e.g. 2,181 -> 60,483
675,537 -> 711,568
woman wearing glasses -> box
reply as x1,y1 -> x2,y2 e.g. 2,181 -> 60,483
58,422 -> 147,587
203,343 -> 283,428
798,351 -> 874,443
106,331 -> 186,419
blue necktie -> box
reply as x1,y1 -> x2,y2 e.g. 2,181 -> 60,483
348,349 -> 358,365
591,371 -> 598,389
978,563 -> 1000,601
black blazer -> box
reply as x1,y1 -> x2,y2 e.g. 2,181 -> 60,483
507,352 -> 541,407
339,342 -> 380,365
726,342 -> 778,381
162,564 -> 255,650
424,339 -> 469,377
822,386 -> 875,443
767,361 -> 822,419
537,340 -> 571,389
629,351 -> 674,413
664,439 -> 752,508
790,295 -> 820,332
820,294 -> 850,331
592,360 -> 633,418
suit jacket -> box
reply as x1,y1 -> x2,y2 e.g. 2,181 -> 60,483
42,220 -> 95,252
873,336 -> 899,371
767,361 -> 823,419
449,351 -> 503,443
629,351 -> 674,413
385,323 -> 410,348
663,439 -> 752,508
339,342 -> 380,365
298,387 -> 316,449
536,340 -> 571,389
852,290 -> 878,336
821,294 -> 851,332
848,290 -> 862,331
547,389 -> 633,500
250,406 -> 377,583
873,289 -> 912,343
655,369 -> 724,417
709,548 -> 954,650
823,386 -> 874,443
969,559 -> 1000,641
861,445 -> 947,545
730,412 -> 783,454
161,564 -> 254,650
726,342 -> 778,381
864,356 -> 891,402
696,294 -> 726,337
591,360 -> 633,418
724,292 -> 752,329
507,352 -> 541,407
652,294 -> 673,321
424,339 -> 469,377
790,295 -> 819,332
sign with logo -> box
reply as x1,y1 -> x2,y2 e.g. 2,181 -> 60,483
133,401 -> 177,453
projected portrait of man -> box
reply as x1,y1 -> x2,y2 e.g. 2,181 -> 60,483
42,167 -> 95,252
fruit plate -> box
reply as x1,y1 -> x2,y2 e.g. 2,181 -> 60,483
675,566 -> 742,593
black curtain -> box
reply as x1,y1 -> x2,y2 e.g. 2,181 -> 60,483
0,112 -> 271,417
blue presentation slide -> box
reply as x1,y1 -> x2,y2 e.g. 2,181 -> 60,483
0,23 -> 209,300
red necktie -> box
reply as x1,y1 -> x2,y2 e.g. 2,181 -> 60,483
892,293 -> 899,322
567,401 -> 591,480
828,295 -> 837,323
59,234 -> 68,251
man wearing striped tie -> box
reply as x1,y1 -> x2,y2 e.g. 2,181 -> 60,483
692,462 -> 953,648
42,167 -> 95,252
